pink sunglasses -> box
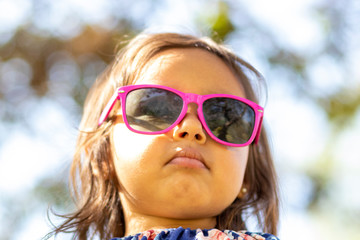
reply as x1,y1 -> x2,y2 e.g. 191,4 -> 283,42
99,84 -> 264,147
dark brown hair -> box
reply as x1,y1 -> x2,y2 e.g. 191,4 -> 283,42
49,32 -> 279,239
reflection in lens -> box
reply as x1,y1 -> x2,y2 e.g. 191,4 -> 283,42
125,88 -> 183,132
203,98 -> 255,144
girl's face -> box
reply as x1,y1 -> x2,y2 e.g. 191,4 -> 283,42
111,48 -> 249,229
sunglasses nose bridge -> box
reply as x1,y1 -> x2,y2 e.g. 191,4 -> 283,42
182,93 -> 203,124
184,92 -> 201,106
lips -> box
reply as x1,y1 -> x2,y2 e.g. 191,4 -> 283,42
168,148 -> 208,169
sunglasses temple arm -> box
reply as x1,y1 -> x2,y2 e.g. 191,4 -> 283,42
254,116 -> 263,145
98,91 -> 120,126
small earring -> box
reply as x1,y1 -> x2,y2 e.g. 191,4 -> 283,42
241,187 -> 247,194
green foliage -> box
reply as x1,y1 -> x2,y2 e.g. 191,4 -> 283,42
208,1 -> 235,42
318,87 -> 360,130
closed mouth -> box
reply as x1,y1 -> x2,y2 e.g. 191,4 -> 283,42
168,148 -> 208,169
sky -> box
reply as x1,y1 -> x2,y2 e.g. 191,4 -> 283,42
0,0 -> 360,239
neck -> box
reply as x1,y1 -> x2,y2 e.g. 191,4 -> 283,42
124,211 -> 217,236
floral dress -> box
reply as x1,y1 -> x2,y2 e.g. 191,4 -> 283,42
111,226 -> 279,240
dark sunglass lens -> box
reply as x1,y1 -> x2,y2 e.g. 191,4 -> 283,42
203,98 -> 255,144
125,88 -> 183,132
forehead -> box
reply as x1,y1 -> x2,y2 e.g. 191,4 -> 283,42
134,48 -> 246,97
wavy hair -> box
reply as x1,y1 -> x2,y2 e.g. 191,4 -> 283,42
49,32 -> 279,239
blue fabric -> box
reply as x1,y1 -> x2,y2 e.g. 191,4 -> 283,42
111,226 -> 279,240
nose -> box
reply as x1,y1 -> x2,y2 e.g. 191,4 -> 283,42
172,105 -> 207,144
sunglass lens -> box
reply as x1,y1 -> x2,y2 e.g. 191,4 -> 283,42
125,88 -> 183,132
203,98 -> 255,144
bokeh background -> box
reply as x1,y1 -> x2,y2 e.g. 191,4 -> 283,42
0,0 -> 359,239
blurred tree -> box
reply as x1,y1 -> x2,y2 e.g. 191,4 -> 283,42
0,24 -> 136,123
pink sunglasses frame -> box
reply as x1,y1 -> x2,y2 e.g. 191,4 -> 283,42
98,84 -> 264,147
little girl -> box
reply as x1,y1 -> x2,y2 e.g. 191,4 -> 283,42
51,32 -> 279,240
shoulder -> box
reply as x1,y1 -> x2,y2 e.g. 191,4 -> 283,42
111,227 -> 279,240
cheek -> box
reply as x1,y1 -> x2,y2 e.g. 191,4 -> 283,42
112,124 -> 153,163
111,124 -> 160,183
111,123 -> 172,193
230,146 -> 249,181
228,146 -> 249,175
215,146 -> 249,197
